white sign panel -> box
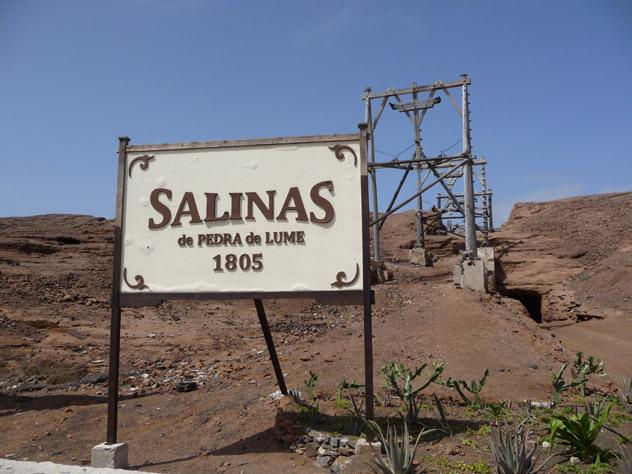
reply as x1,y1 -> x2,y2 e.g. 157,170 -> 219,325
119,135 -> 364,300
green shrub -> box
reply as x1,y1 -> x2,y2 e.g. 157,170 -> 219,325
544,403 -> 615,463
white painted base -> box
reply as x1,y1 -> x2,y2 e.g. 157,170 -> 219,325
91,442 -> 128,469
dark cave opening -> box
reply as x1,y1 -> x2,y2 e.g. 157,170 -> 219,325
503,289 -> 543,323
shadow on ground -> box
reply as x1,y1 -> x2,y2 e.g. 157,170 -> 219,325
0,392 -> 146,416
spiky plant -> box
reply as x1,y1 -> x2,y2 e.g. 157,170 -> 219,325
380,361 -> 444,423
288,388 -> 307,406
572,352 -> 605,378
585,397 -> 612,420
550,362 -> 585,405
432,393 -> 454,436
337,377 -> 365,400
490,424 -> 551,474
445,368 -> 490,406
305,370 -> 318,400
343,394 -> 365,436
366,417 -> 432,474
620,445 -> 632,474
572,352 -> 606,395
620,377 -> 632,414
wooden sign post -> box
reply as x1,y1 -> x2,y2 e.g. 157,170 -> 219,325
95,124 -> 373,468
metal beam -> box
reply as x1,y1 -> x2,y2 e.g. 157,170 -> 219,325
425,158 -> 466,216
364,90 -> 382,272
412,84 -> 424,248
370,160 -> 467,227
369,155 -> 488,169
390,96 -> 441,113
391,94 -> 415,125
369,153 -> 466,167
440,86 -> 463,118
461,75 -> 478,258
378,165 -> 412,231
364,77 -> 470,99
371,96 -> 389,130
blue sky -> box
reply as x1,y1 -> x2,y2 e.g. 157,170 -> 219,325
1,0 -> 630,223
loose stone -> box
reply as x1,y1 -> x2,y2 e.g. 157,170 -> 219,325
304,443 -> 318,457
354,439 -> 381,455
316,455 -> 332,467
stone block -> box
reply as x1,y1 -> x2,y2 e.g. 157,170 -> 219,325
91,442 -> 128,469
409,247 -> 431,266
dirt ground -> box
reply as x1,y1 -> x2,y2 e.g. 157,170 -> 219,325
0,192 -> 631,473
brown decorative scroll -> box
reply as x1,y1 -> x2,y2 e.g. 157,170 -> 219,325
128,155 -> 155,177
329,145 -> 358,167
123,268 -> 149,290
331,263 -> 360,288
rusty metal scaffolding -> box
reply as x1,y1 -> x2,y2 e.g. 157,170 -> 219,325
363,74 -> 493,271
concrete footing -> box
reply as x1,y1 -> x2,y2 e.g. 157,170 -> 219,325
453,246 -> 496,292
92,443 -> 128,469
477,246 -> 496,291
409,247 -> 432,266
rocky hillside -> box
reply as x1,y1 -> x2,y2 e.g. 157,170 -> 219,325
494,191 -> 632,321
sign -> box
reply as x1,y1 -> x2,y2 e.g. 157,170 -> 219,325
104,126 -> 373,449
118,134 -> 366,305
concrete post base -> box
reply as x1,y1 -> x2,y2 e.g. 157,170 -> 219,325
453,247 -> 496,292
409,247 -> 432,266
453,259 -> 487,292
91,442 -> 128,469
477,246 -> 496,291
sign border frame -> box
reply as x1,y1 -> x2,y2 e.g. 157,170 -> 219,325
115,131 -> 369,307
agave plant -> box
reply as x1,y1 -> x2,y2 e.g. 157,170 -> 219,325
490,423 -> 551,474
620,445 -> 632,474
288,388 -> 308,407
343,394 -> 365,436
620,377 -> 632,414
366,417 -> 432,474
